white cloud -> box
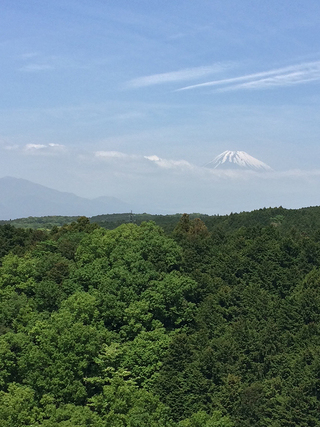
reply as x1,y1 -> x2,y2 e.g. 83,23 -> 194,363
144,154 -> 194,170
95,151 -> 137,159
25,144 -> 47,150
21,143 -> 66,154
144,155 -> 160,162
177,61 -> 320,92
94,150 -> 195,171
48,143 -> 64,147
125,64 -> 227,88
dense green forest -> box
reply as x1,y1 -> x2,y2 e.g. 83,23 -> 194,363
1,208 -> 320,426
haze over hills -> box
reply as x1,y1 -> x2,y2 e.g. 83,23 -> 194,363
205,150 -> 272,171
0,177 -> 130,220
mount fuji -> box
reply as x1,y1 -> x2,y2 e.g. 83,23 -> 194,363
204,151 -> 272,171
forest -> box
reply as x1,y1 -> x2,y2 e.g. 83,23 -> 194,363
1,207 -> 320,426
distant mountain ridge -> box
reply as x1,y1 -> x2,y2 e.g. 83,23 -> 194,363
205,150 -> 272,170
0,177 -> 130,220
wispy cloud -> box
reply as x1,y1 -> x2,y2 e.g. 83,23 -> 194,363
18,53 -> 87,73
144,154 -> 194,170
25,143 -> 64,150
93,151 -> 196,175
20,52 -> 40,59
25,144 -> 46,150
20,64 -> 54,72
95,151 -> 137,159
22,143 -> 66,154
125,64 -> 228,88
177,61 -> 320,92
0,142 -> 66,155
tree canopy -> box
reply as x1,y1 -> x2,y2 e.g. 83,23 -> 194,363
1,212 -> 320,425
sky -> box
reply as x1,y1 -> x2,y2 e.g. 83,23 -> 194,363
1,0 -> 320,214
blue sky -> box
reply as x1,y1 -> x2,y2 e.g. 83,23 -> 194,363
1,0 -> 320,214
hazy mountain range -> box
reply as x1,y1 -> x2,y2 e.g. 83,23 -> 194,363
0,177 -> 130,220
0,152 -> 273,219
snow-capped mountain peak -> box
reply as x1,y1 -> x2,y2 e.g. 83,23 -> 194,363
204,150 -> 272,171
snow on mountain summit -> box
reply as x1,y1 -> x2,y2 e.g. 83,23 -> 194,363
204,150 -> 272,171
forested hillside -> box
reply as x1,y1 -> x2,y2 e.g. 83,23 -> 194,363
4,205 -> 320,237
1,214 -> 320,426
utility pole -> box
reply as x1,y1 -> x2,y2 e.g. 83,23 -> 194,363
129,210 -> 135,223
